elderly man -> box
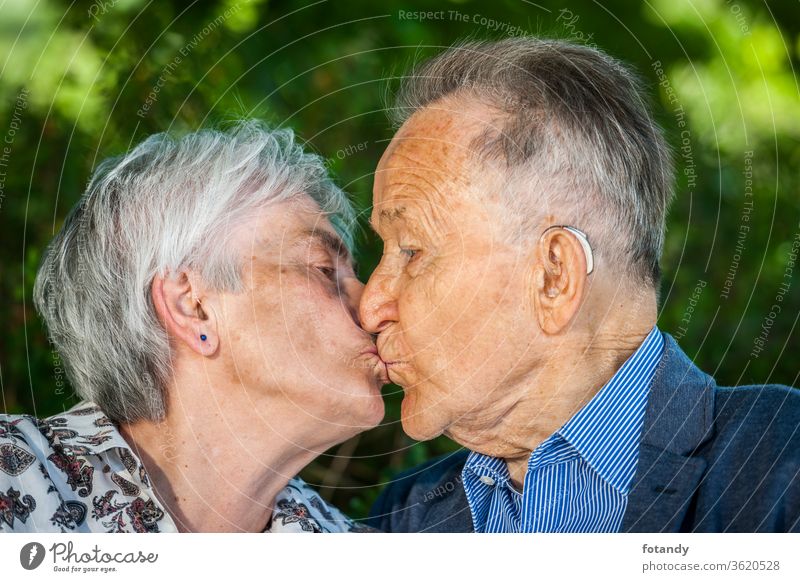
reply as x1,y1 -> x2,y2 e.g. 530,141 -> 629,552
361,38 -> 800,533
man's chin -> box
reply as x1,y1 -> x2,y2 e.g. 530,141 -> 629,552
400,393 -> 447,442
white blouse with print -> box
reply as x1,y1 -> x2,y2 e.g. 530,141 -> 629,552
0,401 -> 373,533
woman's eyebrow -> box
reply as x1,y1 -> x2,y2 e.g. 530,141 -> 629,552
300,229 -> 352,264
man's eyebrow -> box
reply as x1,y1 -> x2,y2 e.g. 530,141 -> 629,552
369,206 -> 407,232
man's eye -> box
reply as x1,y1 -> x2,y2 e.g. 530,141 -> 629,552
400,248 -> 419,261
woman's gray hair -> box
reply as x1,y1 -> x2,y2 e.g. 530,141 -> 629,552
34,120 -> 354,423
392,37 -> 674,285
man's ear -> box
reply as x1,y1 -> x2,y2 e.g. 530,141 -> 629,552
151,271 -> 218,357
531,228 -> 588,335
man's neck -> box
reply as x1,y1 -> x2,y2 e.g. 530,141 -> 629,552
451,280 -> 659,488
503,325 -> 654,487
449,314 -> 657,489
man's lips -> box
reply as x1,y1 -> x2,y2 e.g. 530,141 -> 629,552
375,346 -> 409,367
376,346 -> 408,366
361,344 -> 409,383
382,358 -> 411,385
384,363 -> 411,386
374,337 -> 409,380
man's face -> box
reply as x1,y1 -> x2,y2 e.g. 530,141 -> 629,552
216,197 -> 386,443
359,101 -> 541,444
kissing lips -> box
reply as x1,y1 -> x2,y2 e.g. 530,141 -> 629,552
384,360 -> 411,384
360,347 -> 389,384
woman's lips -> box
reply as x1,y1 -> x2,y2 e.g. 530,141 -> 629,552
360,348 -> 389,384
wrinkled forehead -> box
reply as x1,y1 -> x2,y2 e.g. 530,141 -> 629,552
373,99 -> 502,229
233,197 -> 350,260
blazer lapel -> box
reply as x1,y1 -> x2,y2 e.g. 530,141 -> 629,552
622,333 -> 716,532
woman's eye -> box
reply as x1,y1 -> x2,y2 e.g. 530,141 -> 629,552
316,266 -> 336,280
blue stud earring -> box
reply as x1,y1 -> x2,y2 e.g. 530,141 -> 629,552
200,334 -> 207,342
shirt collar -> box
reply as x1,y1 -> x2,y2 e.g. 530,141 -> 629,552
558,325 -> 665,493
45,400 -> 133,456
463,452 -> 511,487
463,326 -> 664,495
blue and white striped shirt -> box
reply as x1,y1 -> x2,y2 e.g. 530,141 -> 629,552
462,326 -> 665,532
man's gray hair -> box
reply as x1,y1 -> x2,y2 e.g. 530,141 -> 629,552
392,38 -> 674,285
33,120 -> 354,423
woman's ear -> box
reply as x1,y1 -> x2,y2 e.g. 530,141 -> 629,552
531,228 -> 588,335
151,271 -> 219,357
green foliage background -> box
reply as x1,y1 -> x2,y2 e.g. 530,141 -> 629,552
1,0 -> 798,519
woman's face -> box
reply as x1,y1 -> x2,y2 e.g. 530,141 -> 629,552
212,197 -> 386,444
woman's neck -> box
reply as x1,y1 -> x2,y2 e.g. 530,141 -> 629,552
118,376 -> 341,532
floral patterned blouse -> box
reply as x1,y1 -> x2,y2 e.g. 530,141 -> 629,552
0,401 -> 373,533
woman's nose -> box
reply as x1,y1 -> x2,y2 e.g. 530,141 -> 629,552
343,277 -> 366,327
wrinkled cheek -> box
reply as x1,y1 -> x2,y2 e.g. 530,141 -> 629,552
399,304 -> 446,378
428,310 -> 473,369
301,289 -> 353,360
223,346 -> 266,393
403,334 -> 445,384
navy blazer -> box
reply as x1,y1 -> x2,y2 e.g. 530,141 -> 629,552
368,333 -> 800,532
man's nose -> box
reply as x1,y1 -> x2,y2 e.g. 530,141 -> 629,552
358,271 -> 399,334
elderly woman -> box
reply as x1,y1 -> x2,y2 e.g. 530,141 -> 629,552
0,121 -> 386,532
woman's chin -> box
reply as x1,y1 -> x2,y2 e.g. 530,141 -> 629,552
361,390 -> 386,428
339,385 -> 385,431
